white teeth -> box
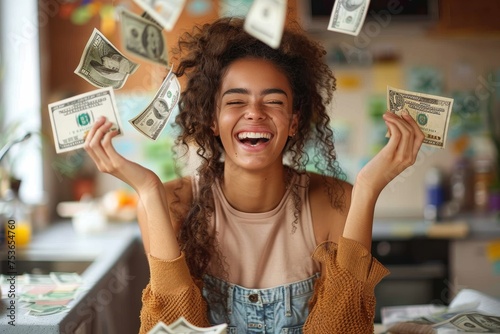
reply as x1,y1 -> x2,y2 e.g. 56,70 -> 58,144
237,132 -> 271,140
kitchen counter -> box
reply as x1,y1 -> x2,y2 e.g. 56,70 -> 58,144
1,213 -> 499,333
373,213 -> 500,240
0,221 -> 148,334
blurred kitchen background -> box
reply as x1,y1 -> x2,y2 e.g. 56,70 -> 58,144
1,0 -> 499,324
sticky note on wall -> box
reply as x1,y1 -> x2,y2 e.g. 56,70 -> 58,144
486,240 -> 500,275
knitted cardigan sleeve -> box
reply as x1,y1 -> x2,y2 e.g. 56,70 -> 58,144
139,252 -> 210,334
303,236 -> 390,334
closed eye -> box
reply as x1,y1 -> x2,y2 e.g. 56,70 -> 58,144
226,101 -> 245,105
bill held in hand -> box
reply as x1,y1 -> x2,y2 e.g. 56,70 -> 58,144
48,87 -> 123,154
387,86 -> 454,149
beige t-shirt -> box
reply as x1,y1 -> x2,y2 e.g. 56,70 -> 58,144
204,172 -> 320,289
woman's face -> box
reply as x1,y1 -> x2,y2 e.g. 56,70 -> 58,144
214,57 -> 298,171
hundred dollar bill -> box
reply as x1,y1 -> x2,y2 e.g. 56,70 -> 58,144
119,8 -> 168,66
74,28 -> 139,89
48,87 -> 123,154
387,86 -> 454,149
243,0 -> 287,49
133,0 -> 186,31
328,0 -> 371,36
147,317 -> 227,333
129,67 -> 180,140
446,312 -> 500,332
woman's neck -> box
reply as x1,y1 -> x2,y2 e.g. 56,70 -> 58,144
221,164 -> 290,213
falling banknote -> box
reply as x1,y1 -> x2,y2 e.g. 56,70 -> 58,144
243,0 -> 287,49
133,0 -> 186,31
328,0 -> 371,36
48,87 -> 123,153
129,67 -> 180,140
386,86 -> 454,149
119,8 -> 169,66
74,28 -> 139,89
147,317 -> 227,334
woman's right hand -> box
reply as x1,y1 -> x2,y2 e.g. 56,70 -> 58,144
84,116 -> 180,260
84,116 -> 162,195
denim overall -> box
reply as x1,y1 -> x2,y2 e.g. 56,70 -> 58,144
203,273 -> 320,334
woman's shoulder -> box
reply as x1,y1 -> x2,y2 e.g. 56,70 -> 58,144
307,172 -> 353,243
307,172 -> 352,196
164,176 -> 193,198
163,176 -> 194,232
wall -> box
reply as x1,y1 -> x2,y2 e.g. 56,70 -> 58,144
39,2 -> 500,220
311,25 -> 500,218
40,0 -> 300,217
0,0 -> 43,205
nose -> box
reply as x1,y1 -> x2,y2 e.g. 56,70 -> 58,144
244,103 -> 266,121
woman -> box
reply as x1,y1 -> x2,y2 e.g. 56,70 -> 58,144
84,17 -> 424,333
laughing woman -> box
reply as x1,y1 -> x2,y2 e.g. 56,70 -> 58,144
84,17 -> 424,334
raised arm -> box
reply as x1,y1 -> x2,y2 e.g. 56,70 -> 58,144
343,110 -> 424,249
84,116 -> 180,260
305,111 -> 424,333
84,117 -> 209,331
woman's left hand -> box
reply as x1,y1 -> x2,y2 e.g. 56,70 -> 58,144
356,110 -> 425,197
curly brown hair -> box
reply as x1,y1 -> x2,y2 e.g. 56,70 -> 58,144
171,17 -> 345,280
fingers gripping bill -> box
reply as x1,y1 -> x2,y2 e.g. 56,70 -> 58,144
386,86 -> 454,149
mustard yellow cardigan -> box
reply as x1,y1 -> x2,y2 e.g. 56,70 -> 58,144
139,237 -> 389,334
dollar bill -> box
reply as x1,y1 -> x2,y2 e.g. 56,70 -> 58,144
388,312 -> 500,333
48,87 -> 123,154
133,0 -> 186,31
142,10 -> 163,28
74,28 -> 139,89
120,8 -> 168,66
243,0 -> 287,49
129,67 -> 180,140
446,312 -> 500,332
387,86 -> 454,149
328,0 -> 371,36
50,272 -> 82,285
147,318 -> 227,333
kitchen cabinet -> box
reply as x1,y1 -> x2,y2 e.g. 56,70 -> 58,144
60,239 -> 149,334
372,238 -> 450,323
0,222 -> 149,334
432,0 -> 500,35
372,215 -> 500,322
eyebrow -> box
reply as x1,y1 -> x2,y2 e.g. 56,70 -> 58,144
222,87 -> 288,98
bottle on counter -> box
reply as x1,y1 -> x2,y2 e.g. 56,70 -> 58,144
473,158 -> 494,213
424,167 -> 445,222
449,158 -> 474,213
3,179 -> 32,247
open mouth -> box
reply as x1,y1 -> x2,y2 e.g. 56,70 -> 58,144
237,132 -> 271,146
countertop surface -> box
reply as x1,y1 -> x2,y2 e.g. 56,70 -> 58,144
373,213 -> 500,240
0,221 -> 141,333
